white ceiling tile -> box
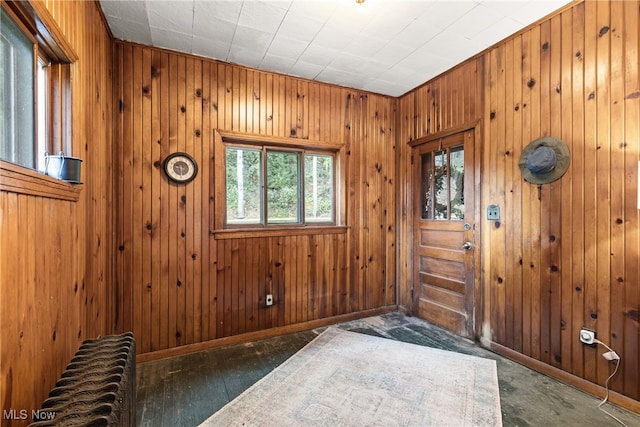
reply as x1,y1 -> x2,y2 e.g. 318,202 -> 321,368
472,17 -> 524,47
192,36 -> 230,61
147,1 -> 194,32
232,26 -> 273,51
446,3 -> 506,39
328,53 -> 372,74
237,1 -> 288,34
268,35 -> 309,59
366,79 -> 411,97
105,16 -> 153,44
389,18 -> 443,50
342,34 -> 387,57
150,27 -> 193,53
194,0 -> 242,24
228,46 -> 264,68
192,17 -> 237,42
100,0 -> 148,22
506,1 -> 571,25
425,30 -> 484,60
298,44 -> 340,67
359,3 -> 419,39
288,61 -> 324,80
375,42 -> 414,65
315,67 -> 360,87
277,11 -> 324,42
100,0 -> 574,97
312,24 -> 359,50
260,52 -> 297,74
327,1 -> 376,33
287,0 -> 339,22
417,1 -> 479,29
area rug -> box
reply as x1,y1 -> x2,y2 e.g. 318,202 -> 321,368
199,327 -> 502,426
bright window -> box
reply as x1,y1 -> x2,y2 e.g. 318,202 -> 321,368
225,146 -> 335,227
0,2 -> 74,173
1,6 -> 36,168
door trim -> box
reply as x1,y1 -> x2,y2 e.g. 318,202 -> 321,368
408,119 -> 481,148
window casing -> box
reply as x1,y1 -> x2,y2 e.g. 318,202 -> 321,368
214,131 -> 344,234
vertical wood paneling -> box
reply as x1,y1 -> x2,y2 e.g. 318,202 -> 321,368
115,43 -> 397,355
398,0 -> 639,406
1,0 -> 114,422
622,0 -> 640,399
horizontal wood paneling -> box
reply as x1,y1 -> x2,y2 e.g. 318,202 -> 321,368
400,0 -> 640,406
113,43 -> 397,354
1,0 -> 115,424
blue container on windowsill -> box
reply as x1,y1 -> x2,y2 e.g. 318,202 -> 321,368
44,152 -> 82,184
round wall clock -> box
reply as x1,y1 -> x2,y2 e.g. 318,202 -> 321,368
163,152 -> 198,184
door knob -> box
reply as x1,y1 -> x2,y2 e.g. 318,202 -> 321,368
462,241 -> 473,250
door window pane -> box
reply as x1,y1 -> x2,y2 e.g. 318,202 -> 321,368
449,146 -> 464,220
421,152 -> 433,219
434,150 -> 448,219
419,144 -> 464,221
226,147 -> 262,224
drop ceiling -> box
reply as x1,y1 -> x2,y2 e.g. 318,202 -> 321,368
99,0 -> 573,97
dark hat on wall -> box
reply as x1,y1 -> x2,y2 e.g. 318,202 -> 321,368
518,137 -> 570,184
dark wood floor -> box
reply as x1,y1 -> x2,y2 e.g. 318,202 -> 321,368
137,312 -> 640,426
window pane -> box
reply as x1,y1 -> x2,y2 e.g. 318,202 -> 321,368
226,147 -> 262,225
1,7 -> 35,168
420,152 -> 433,220
37,58 -> 47,171
449,146 -> 464,220
305,154 -> 334,223
434,150 -> 448,219
267,150 -> 300,224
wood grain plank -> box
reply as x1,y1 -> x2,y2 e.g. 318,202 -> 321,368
582,0 -> 599,384
622,0 -> 640,398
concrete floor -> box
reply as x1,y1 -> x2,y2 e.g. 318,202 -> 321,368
137,312 -> 640,426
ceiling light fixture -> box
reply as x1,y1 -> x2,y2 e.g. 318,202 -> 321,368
355,0 -> 366,4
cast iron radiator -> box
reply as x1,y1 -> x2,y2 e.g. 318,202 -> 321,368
29,332 -> 136,427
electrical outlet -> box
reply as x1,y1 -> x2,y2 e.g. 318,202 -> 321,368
579,328 -> 595,345
265,294 -> 273,306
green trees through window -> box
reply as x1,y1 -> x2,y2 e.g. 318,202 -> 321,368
225,146 -> 334,226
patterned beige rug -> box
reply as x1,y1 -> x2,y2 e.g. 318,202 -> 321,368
199,327 -> 502,426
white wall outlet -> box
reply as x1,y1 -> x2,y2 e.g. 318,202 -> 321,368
579,328 -> 595,345
265,294 -> 273,306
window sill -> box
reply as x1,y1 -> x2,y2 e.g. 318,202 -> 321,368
0,160 -> 82,202
212,225 -> 348,240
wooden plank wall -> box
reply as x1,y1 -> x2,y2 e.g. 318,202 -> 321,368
113,42 -> 397,354
400,0 -> 640,405
0,0 -> 115,424
397,60 -> 482,315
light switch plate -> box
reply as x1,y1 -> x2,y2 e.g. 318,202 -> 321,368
487,204 -> 500,220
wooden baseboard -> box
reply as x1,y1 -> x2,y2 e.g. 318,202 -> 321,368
136,306 -> 398,364
488,341 -> 640,415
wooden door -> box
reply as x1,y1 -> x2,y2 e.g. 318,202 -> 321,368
413,130 -> 475,338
